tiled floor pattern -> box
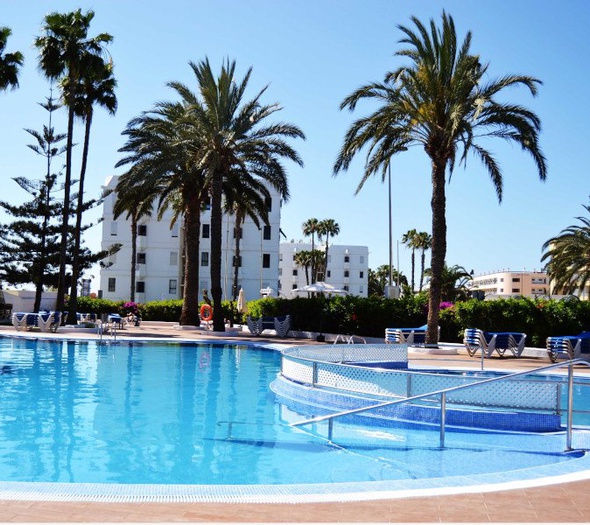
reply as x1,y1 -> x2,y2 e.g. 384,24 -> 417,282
2,480 -> 590,522
1,323 -> 590,522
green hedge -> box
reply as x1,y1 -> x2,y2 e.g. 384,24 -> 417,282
71,295 -> 590,346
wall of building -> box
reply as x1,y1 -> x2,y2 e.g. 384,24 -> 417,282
278,242 -> 369,297
99,175 -> 281,304
468,270 -> 549,299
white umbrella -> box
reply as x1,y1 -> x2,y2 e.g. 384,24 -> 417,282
237,288 -> 248,314
292,281 -> 348,295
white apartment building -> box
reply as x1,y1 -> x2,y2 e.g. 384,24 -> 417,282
468,270 -> 549,299
99,175 -> 282,303
278,242 -> 369,297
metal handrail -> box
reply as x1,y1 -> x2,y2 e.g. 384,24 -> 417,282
290,358 -> 590,450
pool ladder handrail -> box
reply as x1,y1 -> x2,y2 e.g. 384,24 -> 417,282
290,358 -> 590,451
333,334 -> 366,344
97,319 -> 117,343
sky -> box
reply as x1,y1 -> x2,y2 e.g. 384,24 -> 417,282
1,0 -> 590,291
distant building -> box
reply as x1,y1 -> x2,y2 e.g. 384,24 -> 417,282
99,175 -> 282,303
278,242 -> 369,297
468,270 -> 549,300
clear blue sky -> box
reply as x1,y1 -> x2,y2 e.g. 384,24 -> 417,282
1,0 -> 589,290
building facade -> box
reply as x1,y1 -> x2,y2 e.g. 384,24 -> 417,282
99,175 -> 282,303
278,242 -> 369,297
468,270 -> 549,299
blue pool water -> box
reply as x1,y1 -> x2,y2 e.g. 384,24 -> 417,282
0,336 -> 587,488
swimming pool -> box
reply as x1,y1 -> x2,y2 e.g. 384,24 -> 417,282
0,335 -> 589,502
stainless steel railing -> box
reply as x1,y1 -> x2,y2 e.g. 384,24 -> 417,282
290,358 -> 590,451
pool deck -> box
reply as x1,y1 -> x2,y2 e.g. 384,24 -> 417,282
1,321 -> 590,522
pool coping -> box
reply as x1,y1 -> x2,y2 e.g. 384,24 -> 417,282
0,451 -> 588,503
1,330 -> 589,503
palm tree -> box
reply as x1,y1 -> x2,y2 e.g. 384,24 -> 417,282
334,11 -> 546,345
113,179 -> 156,303
183,58 -> 304,331
318,219 -> 340,281
0,27 -> 23,91
401,229 -> 418,292
294,250 -> 313,285
369,264 -> 407,296
224,179 -> 271,300
34,9 -> 113,316
302,218 -> 320,283
541,203 -> 590,296
68,61 -> 117,317
424,263 -> 472,302
415,231 -> 432,291
116,99 -> 207,325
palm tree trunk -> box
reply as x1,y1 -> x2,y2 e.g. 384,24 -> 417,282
411,250 -> 415,292
68,111 -> 93,321
55,104 -> 75,318
210,171 -> 224,331
180,194 -> 201,325
419,250 -> 426,291
426,161 -> 447,346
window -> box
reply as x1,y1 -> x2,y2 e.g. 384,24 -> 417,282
202,224 -> 210,238
137,252 -> 146,264
512,277 -> 521,282
136,281 -> 145,293
262,253 -> 270,268
360,255 -> 365,264
110,221 -> 117,236
266,197 -> 272,211
169,279 -> 177,294
359,271 -> 364,279
292,269 -> 298,276
138,224 -> 147,236
512,288 -> 520,293
344,255 -> 350,263
292,283 -> 298,290
344,270 -> 350,278
327,270 -> 331,278
232,255 -> 242,267
343,285 -> 349,292
263,225 -> 271,240
278,268 -> 282,276
359,286 -> 364,294
279,253 -> 283,261
108,278 -> 116,292
201,251 -> 209,266
170,251 -> 178,265
171,223 -> 179,237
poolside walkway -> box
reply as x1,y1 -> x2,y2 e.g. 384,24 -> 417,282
0,322 -> 589,522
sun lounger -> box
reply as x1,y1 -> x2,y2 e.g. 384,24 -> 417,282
12,312 -> 37,331
11,311 -> 61,332
464,328 -> 527,358
385,324 -> 436,346
247,315 -> 291,337
76,312 -> 97,324
546,331 -> 590,363
38,311 -> 61,332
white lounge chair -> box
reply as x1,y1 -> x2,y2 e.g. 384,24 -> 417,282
38,311 -> 61,333
464,328 -> 527,358
385,324 -> 437,346
12,312 -> 36,331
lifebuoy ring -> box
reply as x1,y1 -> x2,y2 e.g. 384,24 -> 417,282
200,304 -> 213,321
